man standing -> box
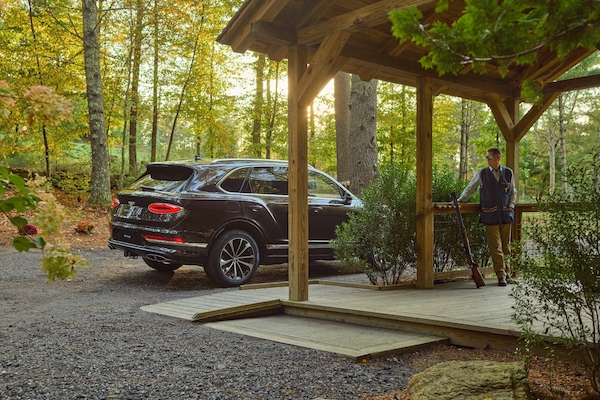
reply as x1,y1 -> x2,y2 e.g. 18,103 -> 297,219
458,148 -> 517,286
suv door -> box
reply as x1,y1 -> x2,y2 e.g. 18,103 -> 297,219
241,166 -> 289,251
307,170 -> 355,253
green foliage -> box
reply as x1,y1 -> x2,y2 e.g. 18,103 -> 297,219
432,169 -> 490,273
520,80 -> 543,107
389,0 -> 600,103
511,152 -> 600,395
51,171 -> 91,194
332,162 -> 416,285
333,164 -> 490,284
0,166 -> 86,281
41,243 -> 88,282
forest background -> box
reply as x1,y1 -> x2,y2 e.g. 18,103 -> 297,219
2,0 -> 600,203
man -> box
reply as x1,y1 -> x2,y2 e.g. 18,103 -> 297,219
457,148 -> 517,286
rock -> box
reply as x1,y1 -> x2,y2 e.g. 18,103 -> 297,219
408,360 -> 531,400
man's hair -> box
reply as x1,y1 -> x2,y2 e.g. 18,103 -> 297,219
487,148 -> 501,157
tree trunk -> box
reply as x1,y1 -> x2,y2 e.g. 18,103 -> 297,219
128,0 -> 144,175
558,95 -> 569,197
334,71 -> 350,182
459,98 -> 470,181
26,0 -> 51,178
251,54 -> 265,158
150,0 -> 159,162
349,75 -> 378,196
548,128 -> 556,195
82,0 -> 111,204
265,62 -> 279,159
119,46 -> 133,185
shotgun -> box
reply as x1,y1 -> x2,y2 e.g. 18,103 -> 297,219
451,190 -> 486,288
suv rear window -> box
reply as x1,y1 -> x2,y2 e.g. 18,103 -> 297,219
130,165 -> 193,192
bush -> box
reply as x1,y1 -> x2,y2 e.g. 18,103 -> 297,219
332,163 -> 416,285
332,163 -> 490,285
511,154 -> 600,395
0,166 -> 87,281
432,169 -> 490,273
50,171 -> 90,194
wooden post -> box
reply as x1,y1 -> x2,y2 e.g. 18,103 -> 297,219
504,98 -> 520,242
287,45 -> 309,301
416,77 -> 434,289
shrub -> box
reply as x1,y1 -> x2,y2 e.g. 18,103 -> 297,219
511,154 -> 600,395
432,169 -> 490,273
332,162 -> 416,285
0,166 -> 87,281
51,171 -> 90,194
332,163 -> 489,285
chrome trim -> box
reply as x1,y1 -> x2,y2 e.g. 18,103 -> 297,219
144,237 -> 208,248
266,242 -> 332,250
108,239 -> 178,254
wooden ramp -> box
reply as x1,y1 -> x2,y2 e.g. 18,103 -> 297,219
206,314 -> 448,361
140,288 -> 285,321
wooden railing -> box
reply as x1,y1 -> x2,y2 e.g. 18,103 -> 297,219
433,202 -> 539,241
431,202 -> 539,281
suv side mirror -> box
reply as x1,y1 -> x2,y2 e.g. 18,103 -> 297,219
343,192 -> 353,205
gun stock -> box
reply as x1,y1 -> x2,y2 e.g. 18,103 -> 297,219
451,190 -> 486,288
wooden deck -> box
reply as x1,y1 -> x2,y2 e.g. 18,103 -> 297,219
141,277 -> 558,357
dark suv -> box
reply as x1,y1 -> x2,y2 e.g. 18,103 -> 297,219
109,158 -> 360,287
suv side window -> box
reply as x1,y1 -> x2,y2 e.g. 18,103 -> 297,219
219,168 -> 250,193
249,167 -> 288,195
308,170 -> 343,199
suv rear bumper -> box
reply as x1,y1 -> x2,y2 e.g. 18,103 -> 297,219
108,239 -> 207,266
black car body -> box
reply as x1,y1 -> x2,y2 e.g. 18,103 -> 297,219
109,158 -> 360,287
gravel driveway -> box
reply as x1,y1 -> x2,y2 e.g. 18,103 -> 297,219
0,247 -> 415,399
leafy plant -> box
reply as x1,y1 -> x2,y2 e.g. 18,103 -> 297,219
332,164 -> 490,284
431,169 -> 489,273
0,166 -> 87,280
332,162 -> 416,285
511,153 -> 600,395
51,171 -> 91,194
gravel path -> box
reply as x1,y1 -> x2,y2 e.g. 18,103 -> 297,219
0,247 -> 415,399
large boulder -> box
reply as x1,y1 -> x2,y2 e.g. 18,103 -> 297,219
408,360 -> 531,400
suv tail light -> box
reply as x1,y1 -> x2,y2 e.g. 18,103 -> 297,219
112,199 -> 120,208
148,203 -> 182,214
143,234 -> 185,243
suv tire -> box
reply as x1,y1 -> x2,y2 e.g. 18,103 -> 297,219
205,230 -> 260,287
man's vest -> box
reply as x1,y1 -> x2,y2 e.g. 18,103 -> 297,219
479,166 -> 515,225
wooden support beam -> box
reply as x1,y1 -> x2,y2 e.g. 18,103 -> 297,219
229,0 -> 290,53
356,65 -> 379,82
416,76 -> 434,290
377,9 -> 438,57
514,91 -> 559,140
541,48 -> 595,84
485,93 -> 515,141
288,46 -> 309,302
297,31 -> 351,107
251,21 -> 297,48
544,73 -> 600,93
503,98 -> 520,169
289,0 -> 333,29
297,0 -> 436,46
340,44 -> 515,98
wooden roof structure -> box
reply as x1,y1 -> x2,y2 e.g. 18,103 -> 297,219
218,0 -> 600,300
